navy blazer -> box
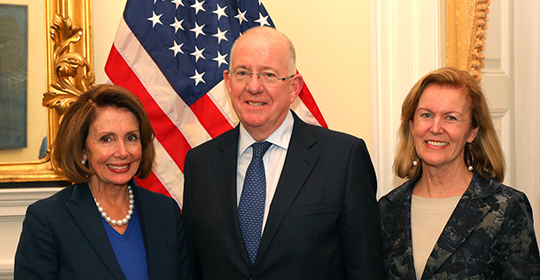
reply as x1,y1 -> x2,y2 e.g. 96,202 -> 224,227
14,180 -> 189,280
183,112 -> 385,280
379,172 -> 540,280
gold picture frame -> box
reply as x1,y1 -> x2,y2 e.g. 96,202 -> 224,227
0,0 -> 93,183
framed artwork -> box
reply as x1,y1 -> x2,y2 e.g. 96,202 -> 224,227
0,4 -> 28,150
0,0 -> 46,164
0,0 -> 93,183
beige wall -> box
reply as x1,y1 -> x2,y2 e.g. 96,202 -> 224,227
92,0 -> 372,149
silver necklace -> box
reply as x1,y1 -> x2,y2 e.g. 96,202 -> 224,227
94,185 -> 135,226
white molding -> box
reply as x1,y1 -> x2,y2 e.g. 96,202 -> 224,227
483,0 -> 510,77
0,188 -> 62,217
0,262 -> 13,280
370,0 -> 442,197
490,108 -> 512,185
0,188 -> 61,280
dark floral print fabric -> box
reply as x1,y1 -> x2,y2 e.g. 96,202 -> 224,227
379,172 -> 540,280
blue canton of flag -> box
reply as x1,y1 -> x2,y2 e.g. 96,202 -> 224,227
124,0 -> 275,106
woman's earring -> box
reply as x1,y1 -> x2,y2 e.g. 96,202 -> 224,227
411,150 -> 419,166
466,142 -> 474,172
82,159 -> 86,165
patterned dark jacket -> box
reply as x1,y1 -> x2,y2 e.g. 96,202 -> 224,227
379,172 -> 540,280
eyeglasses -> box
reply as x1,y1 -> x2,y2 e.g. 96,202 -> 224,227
226,70 -> 295,84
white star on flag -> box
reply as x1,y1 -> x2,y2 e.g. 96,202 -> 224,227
191,0 -> 206,15
147,11 -> 163,27
172,0 -> 184,8
213,4 -> 228,20
213,28 -> 228,44
235,9 -> 247,25
190,22 -> 206,38
170,18 -> 184,33
190,70 -> 206,86
255,13 -> 270,26
169,41 -> 184,56
213,51 -> 228,67
190,46 -> 206,62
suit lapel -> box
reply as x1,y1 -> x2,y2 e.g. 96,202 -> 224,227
256,114 -> 318,265
213,128 -> 252,265
132,184 -> 160,279
383,181 -> 417,280
421,175 -> 492,280
66,184 -> 125,280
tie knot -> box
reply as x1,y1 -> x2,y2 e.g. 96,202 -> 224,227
251,141 -> 272,159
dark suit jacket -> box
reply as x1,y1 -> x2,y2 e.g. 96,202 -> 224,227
183,112 -> 384,280
379,172 -> 540,280
14,179 -> 189,280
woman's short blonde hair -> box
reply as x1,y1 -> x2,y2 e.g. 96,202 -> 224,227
51,85 -> 155,183
393,67 -> 505,182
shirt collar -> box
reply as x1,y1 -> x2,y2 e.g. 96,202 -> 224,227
238,110 -> 294,155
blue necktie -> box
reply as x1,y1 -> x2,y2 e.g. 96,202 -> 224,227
238,141 -> 272,265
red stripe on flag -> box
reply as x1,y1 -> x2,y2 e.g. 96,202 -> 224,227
135,171 -> 171,198
105,45 -> 191,172
299,80 -> 328,128
190,94 -> 234,138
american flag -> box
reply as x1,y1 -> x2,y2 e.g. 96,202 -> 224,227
103,0 -> 327,208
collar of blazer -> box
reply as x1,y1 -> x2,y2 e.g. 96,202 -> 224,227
382,173 -> 503,279
67,183 -> 126,280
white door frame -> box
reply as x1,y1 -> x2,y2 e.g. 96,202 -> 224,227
369,0 -> 443,197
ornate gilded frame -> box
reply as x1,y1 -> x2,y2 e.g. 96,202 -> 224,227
0,0 -> 93,183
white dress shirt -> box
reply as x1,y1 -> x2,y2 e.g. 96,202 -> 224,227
236,111 -> 294,235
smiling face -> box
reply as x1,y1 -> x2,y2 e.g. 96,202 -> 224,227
224,27 -> 302,141
410,84 -> 478,171
83,107 -> 142,189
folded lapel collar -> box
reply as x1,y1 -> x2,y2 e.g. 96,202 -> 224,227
213,128 -> 252,265
131,183 -> 160,278
66,184 -> 125,280
255,114 -> 318,265
422,173 -> 493,279
382,180 -> 417,280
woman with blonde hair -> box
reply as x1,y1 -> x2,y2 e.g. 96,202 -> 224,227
379,67 -> 540,279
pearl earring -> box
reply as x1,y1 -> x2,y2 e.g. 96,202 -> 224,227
466,142 -> 474,172
82,159 -> 86,165
411,150 -> 419,167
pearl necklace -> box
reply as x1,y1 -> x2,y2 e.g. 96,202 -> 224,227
94,185 -> 135,227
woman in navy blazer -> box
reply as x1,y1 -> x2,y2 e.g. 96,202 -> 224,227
14,85 -> 189,280
379,67 -> 540,279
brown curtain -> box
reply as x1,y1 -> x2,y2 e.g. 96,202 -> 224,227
446,0 -> 490,84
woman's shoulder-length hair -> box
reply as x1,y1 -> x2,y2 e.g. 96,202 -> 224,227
393,67 -> 505,182
51,84 -> 155,184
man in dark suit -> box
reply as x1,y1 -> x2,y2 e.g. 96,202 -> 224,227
183,26 -> 384,280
